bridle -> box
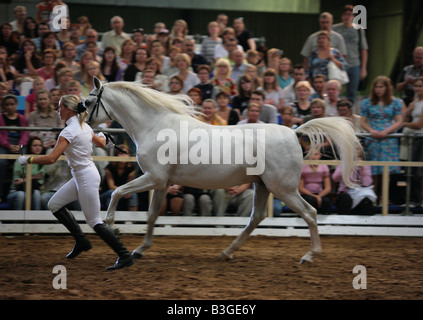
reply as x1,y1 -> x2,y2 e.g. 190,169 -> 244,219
87,86 -> 113,124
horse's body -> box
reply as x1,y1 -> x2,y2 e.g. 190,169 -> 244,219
84,78 -> 360,263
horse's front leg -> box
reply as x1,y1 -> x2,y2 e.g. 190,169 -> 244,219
104,173 -> 159,227
132,188 -> 167,259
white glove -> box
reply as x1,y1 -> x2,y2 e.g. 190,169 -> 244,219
97,132 -> 106,139
18,155 -> 30,166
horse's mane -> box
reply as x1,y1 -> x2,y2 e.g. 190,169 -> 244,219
107,81 -> 200,117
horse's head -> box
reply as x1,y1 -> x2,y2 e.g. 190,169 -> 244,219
84,77 -> 113,127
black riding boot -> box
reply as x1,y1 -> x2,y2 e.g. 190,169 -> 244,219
93,223 -> 134,271
53,207 -> 92,259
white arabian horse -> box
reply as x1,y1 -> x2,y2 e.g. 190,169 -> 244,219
84,77 -> 360,263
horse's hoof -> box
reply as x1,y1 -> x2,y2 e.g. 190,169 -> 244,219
132,251 -> 143,259
300,258 -> 312,264
217,252 -> 233,261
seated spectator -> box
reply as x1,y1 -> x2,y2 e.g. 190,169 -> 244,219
38,31 -> 59,55
75,28 -> 99,61
230,49 -> 251,84
280,105 -> 298,129
216,91 -> 240,125
336,99 -> 363,133
303,98 -> 327,123
162,46 -> 182,77
80,60 -> 105,98
55,67 -> 74,95
169,53 -> 199,94
101,46 -> 123,82
45,61 -> 66,91
150,40 -> 170,72
194,64 -> 218,100
118,39 -> 136,72
201,21 -> 222,65
187,87 -> 203,110
242,90 -> 278,124
167,75 -> 184,95
170,19 -> 189,41
245,64 -> 262,90
310,74 -> 327,100
0,23 -> 20,57
298,151 -> 332,214
0,56 -> 15,92
266,48 -> 282,70
132,28 -> 146,49
276,57 -> 293,89
100,145 -> 138,211
57,42 -> 81,74
282,64 -> 311,106
290,80 -> 313,125
212,184 -> 254,217
135,57 -> 168,92
7,136 -> 45,210
13,39 -> 41,79
159,184 -> 184,216
84,41 -> 102,63
0,94 -> 29,200
183,37 -> 208,73
182,187 -> 213,216
197,99 -> 227,125
237,103 -> 263,124
332,155 -> 376,215
72,51 -> 94,82
69,23 -> 84,47
124,47 -> 148,81
101,16 -> 130,56
211,58 -> 237,97
259,68 -> 284,109
24,76 -> 46,118
65,80 -> 81,97
28,89 -> 62,149
232,74 -> 254,116
49,88 -> 61,109
214,27 -> 243,61
324,79 -> 342,116
36,48 -> 56,81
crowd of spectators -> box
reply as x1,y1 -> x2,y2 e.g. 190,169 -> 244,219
1,2 -> 423,215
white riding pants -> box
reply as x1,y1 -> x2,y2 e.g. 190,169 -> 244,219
48,163 -> 103,228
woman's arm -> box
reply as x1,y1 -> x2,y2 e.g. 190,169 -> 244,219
31,136 -> 69,165
93,133 -> 106,148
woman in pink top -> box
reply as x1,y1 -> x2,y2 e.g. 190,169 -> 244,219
299,151 -> 331,214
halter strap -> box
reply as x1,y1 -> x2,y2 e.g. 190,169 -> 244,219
87,86 -> 113,124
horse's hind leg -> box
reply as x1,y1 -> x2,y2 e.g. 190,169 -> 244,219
279,191 -> 322,263
219,182 -> 269,260
132,188 -> 167,259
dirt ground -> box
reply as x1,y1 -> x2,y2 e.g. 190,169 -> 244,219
1,234 -> 423,300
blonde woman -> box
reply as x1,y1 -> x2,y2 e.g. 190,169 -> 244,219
80,60 -> 105,98
57,42 -> 81,74
170,53 -> 199,93
18,94 -> 134,271
291,80 -> 313,125
211,58 -> 237,96
170,19 -> 189,40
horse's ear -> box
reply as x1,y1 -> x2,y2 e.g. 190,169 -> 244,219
93,76 -> 102,90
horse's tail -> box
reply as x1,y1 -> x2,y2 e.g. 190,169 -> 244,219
295,117 -> 361,188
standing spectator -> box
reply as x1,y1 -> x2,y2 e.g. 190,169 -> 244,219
301,12 -> 347,70
28,89 -> 63,150
201,21 -> 222,65
233,17 -> 256,52
360,76 -> 404,200
0,94 -> 29,200
277,58 -> 293,89
396,46 -> 423,106
402,77 -> 423,207
299,151 -> 332,214
211,58 -> 237,97
307,31 -> 347,81
183,37 -> 207,73
194,64 -> 218,100
332,4 -> 369,103
7,136 -> 45,210
101,16 -> 130,56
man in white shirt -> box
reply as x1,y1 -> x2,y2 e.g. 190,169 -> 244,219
101,16 -> 130,56
9,5 -> 26,34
